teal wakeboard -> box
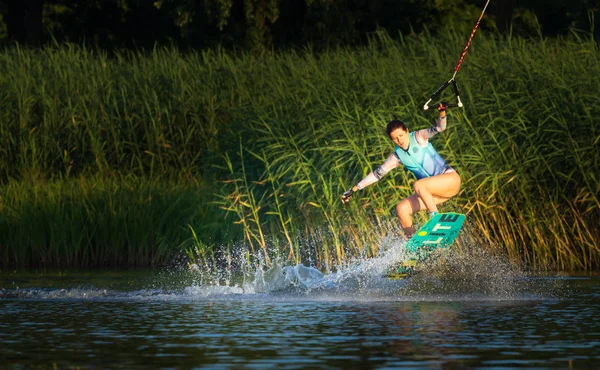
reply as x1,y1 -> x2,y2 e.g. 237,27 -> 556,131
384,212 -> 465,280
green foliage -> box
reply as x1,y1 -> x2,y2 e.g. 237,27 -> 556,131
0,14 -> 6,41
200,0 -> 234,29
434,0 -> 493,32
0,28 -> 599,271
0,176 -> 218,268
3,0 -> 597,49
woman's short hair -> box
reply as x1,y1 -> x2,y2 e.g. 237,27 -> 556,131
386,120 -> 408,137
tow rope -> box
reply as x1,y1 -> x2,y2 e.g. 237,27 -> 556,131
423,0 -> 492,111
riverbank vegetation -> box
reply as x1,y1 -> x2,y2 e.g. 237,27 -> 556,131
1,29 -> 598,271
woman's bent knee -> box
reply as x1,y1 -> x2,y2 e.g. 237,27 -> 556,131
396,200 -> 413,218
413,180 -> 424,194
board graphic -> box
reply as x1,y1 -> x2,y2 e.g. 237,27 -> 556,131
384,212 -> 465,280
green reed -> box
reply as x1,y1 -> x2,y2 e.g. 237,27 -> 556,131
0,29 -> 598,270
0,175 -> 230,268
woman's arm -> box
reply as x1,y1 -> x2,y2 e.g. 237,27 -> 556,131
415,112 -> 447,146
357,153 -> 402,189
342,153 -> 401,203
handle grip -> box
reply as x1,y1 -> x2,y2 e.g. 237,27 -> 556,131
423,78 -> 464,110
423,101 -> 462,110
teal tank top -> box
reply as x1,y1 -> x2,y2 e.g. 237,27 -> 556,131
394,132 -> 448,180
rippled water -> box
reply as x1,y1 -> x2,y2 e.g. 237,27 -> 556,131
1,249 -> 599,369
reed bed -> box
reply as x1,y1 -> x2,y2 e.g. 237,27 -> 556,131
0,30 -> 598,271
0,175 -> 229,268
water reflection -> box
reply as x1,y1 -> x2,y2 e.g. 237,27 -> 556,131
1,272 -> 599,369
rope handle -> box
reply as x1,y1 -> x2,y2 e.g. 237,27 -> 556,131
423,0 -> 490,110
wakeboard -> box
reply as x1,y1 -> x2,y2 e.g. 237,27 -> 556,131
384,212 -> 465,280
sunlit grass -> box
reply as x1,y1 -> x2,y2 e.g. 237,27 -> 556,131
0,176 -> 229,268
0,29 -> 598,270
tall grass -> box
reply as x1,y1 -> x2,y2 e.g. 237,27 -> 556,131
0,175 -> 230,268
0,29 -> 598,270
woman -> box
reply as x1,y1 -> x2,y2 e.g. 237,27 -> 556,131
341,105 -> 461,239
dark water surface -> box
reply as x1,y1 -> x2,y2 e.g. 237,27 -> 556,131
1,268 -> 599,369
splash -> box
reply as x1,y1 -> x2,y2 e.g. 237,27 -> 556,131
184,236 -> 559,301
0,236 -> 566,301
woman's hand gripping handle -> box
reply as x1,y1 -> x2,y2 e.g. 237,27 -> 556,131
341,185 -> 359,203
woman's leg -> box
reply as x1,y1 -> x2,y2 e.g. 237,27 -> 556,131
413,172 -> 461,214
395,172 -> 461,237
395,193 -> 422,238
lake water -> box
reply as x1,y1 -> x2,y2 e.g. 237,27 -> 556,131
1,248 -> 599,369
